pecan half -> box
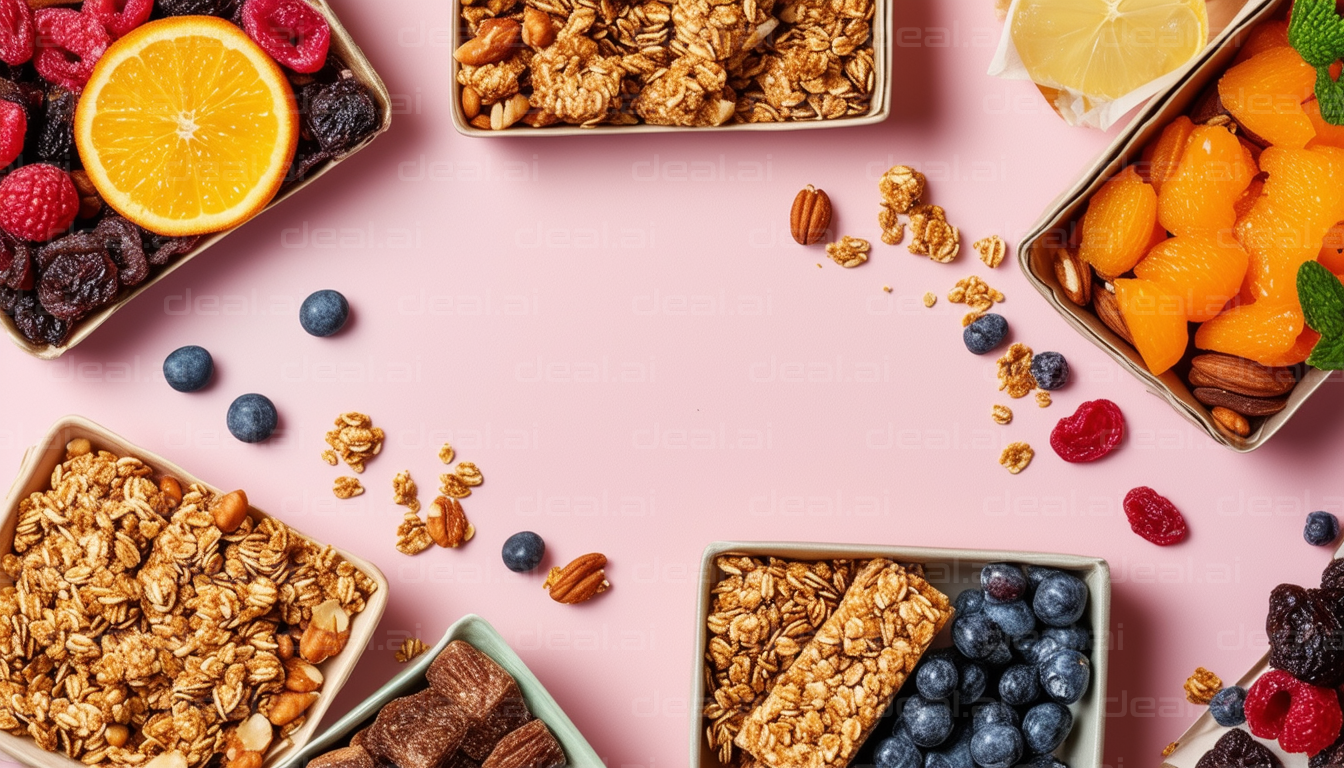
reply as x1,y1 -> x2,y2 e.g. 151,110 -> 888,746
790,185 -> 832,245
427,496 -> 474,548
544,553 -> 610,604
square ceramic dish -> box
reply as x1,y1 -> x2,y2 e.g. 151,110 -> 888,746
1015,0 -> 1322,453
2,0 -> 392,360
276,614 -> 605,768
448,0 -> 891,136
0,415 -> 391,768
688,541 -> 1111,768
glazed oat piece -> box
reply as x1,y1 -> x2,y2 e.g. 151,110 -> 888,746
733,559 -> 952,768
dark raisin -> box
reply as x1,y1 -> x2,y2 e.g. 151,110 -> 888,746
304,77 -> 379,154
36,238 -> 117,320
0,284 -> 17,313
288,142 -> 331,183
95,216 -> 148,286
141,230 -> 199,266
1196,729 -> 1281,768
11,291 -> 69,345
1323,559 -> 1344,591
36,87 -> 77,168
155,0 -> 227,17
0,233 -> 32,290
1267,583 -> 1344,687
0,77 -> 30,120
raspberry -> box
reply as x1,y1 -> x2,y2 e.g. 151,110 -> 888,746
81,0 -> 152,38
0,0 -> 33,65
0,99 -> 25,169
1123,486 -> 1187,546
1246,670 -> 1344,755
241,0 -> 330,73
33,9 -> 110,91
0,164 -> 78,242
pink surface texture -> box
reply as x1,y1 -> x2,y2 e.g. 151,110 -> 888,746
2,1 -> 1341,767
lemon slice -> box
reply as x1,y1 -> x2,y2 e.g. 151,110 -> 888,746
75,16 -> 298,237
1012,0 -> 1209,101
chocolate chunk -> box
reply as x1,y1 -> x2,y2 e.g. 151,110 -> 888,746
427,641 -> 532,759
481,720 -> 565,768
308,746 -> 376,768
364,689 -> 468,768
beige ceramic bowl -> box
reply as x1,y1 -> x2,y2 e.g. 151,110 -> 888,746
688,541 -> 1111,768
0,415 -> 391,768
2,0 -> 393,360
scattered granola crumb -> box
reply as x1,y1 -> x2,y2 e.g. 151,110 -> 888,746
1163,742 -> 1179,758
334,476 -> 365,499
826,235 -> 871,268
997,343 -> 1037,399
962,312 -> 981,327
395,637 -> 429,663
992,405 -> 1012,425
438,442 -> 455,464
325,412 -> 385,473
440,473 -> 472,499
1036,391 -> 1052,408
923,292 -> 936,308
974,235 -> 1007,268
392,470 -> 420,514
1000,442 -> 1034,474
396,511 -> 433,555
816,263 -> 822,269
883,285 -> 892,293
1185,667 -> 1223,705
948,275 -> 1005,313
320,449 -> 338,466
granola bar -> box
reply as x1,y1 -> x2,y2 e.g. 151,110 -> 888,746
734,559 -> 952,768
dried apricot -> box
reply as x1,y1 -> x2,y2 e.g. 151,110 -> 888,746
1157,124 -> 1256,236
1195,298 -> 1304,366
1079,166 -> 1158,278
1133,234 -> 1249,321
1232,19 -> 1288,64
1219,46 -> 1317,149
1142,115 -> 1195,193
1114,277 -> 1189,375
1237,147 -> 1344,301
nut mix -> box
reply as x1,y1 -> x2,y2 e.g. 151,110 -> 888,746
453,0 -> 877,129
0,441 -> 376,767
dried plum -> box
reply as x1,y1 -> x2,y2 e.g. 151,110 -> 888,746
36,242 -> 117,320
1323,560 -> 1344,592
95,216 -> 148,286
304,77 -> 378,154
0,234 -> 31,290
36,87 -> 76,167
1267,584 -> 1344,688
12,292 -> 69,345
142,231 -> 199,265
155,0 -> 228,17
1196,729 -> 1281,768
0,285 -> 17,313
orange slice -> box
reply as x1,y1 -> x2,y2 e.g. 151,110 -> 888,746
74,16 -> 297,237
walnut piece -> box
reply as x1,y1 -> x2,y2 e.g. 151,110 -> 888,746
393,470 -> 420,514
947,275 -> 1005,314
396,512 -> 434,555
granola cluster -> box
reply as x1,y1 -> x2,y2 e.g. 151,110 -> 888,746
876,165 -> 961,261
0,445 -> 376,767
999,441 -> 1034,474
948,275 -> 1005,325
323,413 -> 385,474
825,235 -> 869,268
996,343 -> 1038,400
455,0 -> 876,129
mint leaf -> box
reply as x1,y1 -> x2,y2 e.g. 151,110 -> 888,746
1308,333 -> 1344,370
1290,0 -> 1344,68
1299,261 -> 1344,337
1318,67 -> 1344,125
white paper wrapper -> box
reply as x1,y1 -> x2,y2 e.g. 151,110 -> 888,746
988,0 -> 1274,129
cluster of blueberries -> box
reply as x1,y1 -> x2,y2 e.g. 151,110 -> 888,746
161,290 -> 350,443
862,564 -> 1092,768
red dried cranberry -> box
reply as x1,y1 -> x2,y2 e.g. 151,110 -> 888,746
94,216 -> 147,286
1123,486 -> 1187,546
241,0 -> 330,73
33,9 -> 110,91
37,240 -> 117,320
81,0 -> 152,38
0,0 -> 32,66
0,233 -> 31,289
1050,399 -> 1125,462
1246,669 -> 1344,755
0,99 -> 25,168
11,291 -> 68,345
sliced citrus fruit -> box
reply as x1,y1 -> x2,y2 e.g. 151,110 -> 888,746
1079,166 -> 1158,278
1011,0 -> 1208,101
74,16 -> 297,237
1114,277 -> 1190,375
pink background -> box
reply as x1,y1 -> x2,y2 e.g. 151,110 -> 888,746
3,1 -> 1342,766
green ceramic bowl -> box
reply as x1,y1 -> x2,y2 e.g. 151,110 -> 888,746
278,614 -> 603,768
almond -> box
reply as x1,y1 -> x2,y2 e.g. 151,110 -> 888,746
213,490 -> 249,533
65,437 -> 91,457
299,599 -> 350,663
789,185 -> 831,245
521,7 -> 555,49
1211,406 -> 1251,438
544,553 -> 610,604
233,713 -> 274,755
1091,286 -> 1133,345
1052,247 -> 1091,306
159,476 -> 183,505
461,86 -> 482,120
267,691 -> 318,727
453,18 -> 521,67
427,496 -> 474,548
470,114 -> 492,130
1190,353 -> 1296,397
276,634 -> 294,660
491,93 -> 530,131
145,753 -> 188,768
284,657 -> 325,692
1192,387 -> 1288,417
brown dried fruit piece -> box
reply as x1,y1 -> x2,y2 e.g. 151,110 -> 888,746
364,689 -> 469,768
790,185 -> 832,245
545,553 -> 610,604
1195,728 -> 1280,768
428,641 -> 533,760
308,746 -> 376,768
481,720 -> 565,768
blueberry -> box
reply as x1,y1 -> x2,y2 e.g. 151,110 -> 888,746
998,665 -> 1042,707
982,563 -> 1028,604
985,639 -> 1013,667
1021,634 -> 1063,666
964,313 -> 1008,355
1305,511 -> 1341,547
917,656 -> 960,701
1017,755 -> 1068,768
972,701 -> 1020,731
956,589 -> 986,616
299,289 -> 350,337
925,722 -> 974,768
163,345 -> 213,392
970,725 -> 1024,768
984,600 -> 1036,639
1032,573 -> 1087,627
904,696 -> 954,748
1012,634 -> 1041,661
226,394 -> 278,443
953,614 -> 1005,661
957,662 -> 988,704
1029,352 -> 1069,391
501,531 -> 545,572
1041,626 -> 1091,654
1025,566 -> 1062,596
1209,686 -> 1247,727
1038,649 -> 1090,704
877,736 -> 925,768
1021,702 -> 1072,754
